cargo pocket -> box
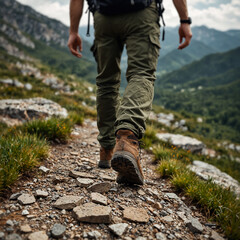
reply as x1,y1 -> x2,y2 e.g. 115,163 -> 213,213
90,40 -> 98,62
148,34 -> 160,71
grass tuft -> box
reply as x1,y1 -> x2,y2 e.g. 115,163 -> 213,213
157,159 -> 240,240
142,125 -> 158,149
0,134 -> 49,191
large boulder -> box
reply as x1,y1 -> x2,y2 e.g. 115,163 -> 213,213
156,133 -> 205,153
189,160 -> 240,197
0,97 -> 68,124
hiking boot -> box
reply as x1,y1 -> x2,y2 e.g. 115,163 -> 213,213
111,129 -> 144,185
98,147 -> 114,168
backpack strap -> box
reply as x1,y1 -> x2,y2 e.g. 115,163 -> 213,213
156,0 -> 165,41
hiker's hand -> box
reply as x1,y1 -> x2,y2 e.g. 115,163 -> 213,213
68,32 -> 82,58
178,24 -> 192,49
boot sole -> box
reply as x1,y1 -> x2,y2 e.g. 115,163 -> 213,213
98,161 -> 111,169
111,151 -> 144,185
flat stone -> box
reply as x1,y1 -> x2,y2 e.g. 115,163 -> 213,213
210,230 -> 225,240
6,234 -> 22,240
123,207 -> 149,223
135,237 -> 147,240
99,173 -> 115,181
18,194 -> 36,205
91,192 -> 108,206
137,189 -> 145,196
10,192 -> 22,200
73,202 -> 112,223
87,231 -> 101,239
76,178 -> 94,187
36,190 -> 48,197
0,210 -> 4,216
165,193 -> 180,200
39,166 -> 50,173
88,182 -> 112,193
53,195 -> 83,210
156,233 -> 167,240
0,232 -> 4,240
6,220 -> 14,226
69,170 -> 96,179
162,216 -> 174,222
28,231 -> 48,240
186,217 -> 203,233
51,223 -> 66,239
22,210 -> 29,216
109,223 -> 128,237
20,224 -> 32,233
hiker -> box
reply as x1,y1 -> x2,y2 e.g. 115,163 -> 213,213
68,0 -> 192,185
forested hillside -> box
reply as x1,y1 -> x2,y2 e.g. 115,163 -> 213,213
154,47 -> 240,142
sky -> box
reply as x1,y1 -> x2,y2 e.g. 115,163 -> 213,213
17,0 -> 240,31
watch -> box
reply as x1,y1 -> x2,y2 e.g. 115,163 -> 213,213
180,17 -> 192,24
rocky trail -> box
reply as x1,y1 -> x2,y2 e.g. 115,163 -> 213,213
0,119 -> 225,240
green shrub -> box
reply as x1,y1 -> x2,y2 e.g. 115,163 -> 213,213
142,125 -> 158,149
152,145 -> 171,163
22,117 -> 73,143
0,134 -> 49,191
69,111 -> 84,125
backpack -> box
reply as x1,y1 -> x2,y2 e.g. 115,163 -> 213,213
86,0 -> 165,40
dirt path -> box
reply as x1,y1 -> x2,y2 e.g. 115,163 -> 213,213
0,119 -> 225,240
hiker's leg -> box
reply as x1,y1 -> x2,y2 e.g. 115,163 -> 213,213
93,12 -> 124,149
115,2 -> 160,139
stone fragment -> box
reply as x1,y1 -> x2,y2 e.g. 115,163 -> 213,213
156,233 -> 167,240
88,182 -> 112,193
69,170 -> 96,179
153,202 -> 162,210
20,224 -> 32,233
210,230 -> 225,240
0,210 -> 4,216
162,216 -> 174,222
137,189 -> 145,195
123,207 -> 149,223
22,209 -> 29,216
53,196 -> 83,210
99,173 -> 115,181
109,223 -> 128,237
87,231 -> 101,239
6,220 -> 14,226
24,83 -> 32,91
28,231 -> 48,240
39,166 -> 50,173
0,232 -> 4,240
73,202 -> 112,223
121,190 -> 134,198
135,237 -> 147,240
76,178 -> 94,187
6,234 -> 22,240
165,193 -> 180,200
36,190 -> 48,197
51,223 -> 66,239
91,192 -> 108,206
186,217 -> 203,233
18,194 -> 36,205
10,192 -> 22,200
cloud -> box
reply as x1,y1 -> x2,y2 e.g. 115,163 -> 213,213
17,0 -> 240,31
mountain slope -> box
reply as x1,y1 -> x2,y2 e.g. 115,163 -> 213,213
0,0 -> 97,83
154,47 -> 240,142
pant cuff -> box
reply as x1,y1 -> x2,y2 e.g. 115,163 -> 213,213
115,123 -> 141,139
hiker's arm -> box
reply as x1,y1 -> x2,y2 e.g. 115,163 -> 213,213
172,0 -> 192,49
68,0 -> 84,58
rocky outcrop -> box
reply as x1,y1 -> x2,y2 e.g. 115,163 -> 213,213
189,160 -> 240,197
156,133 -> 205,153
0,98 -> 68,124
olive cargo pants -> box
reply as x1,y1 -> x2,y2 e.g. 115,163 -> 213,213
91,1 -> 160,149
